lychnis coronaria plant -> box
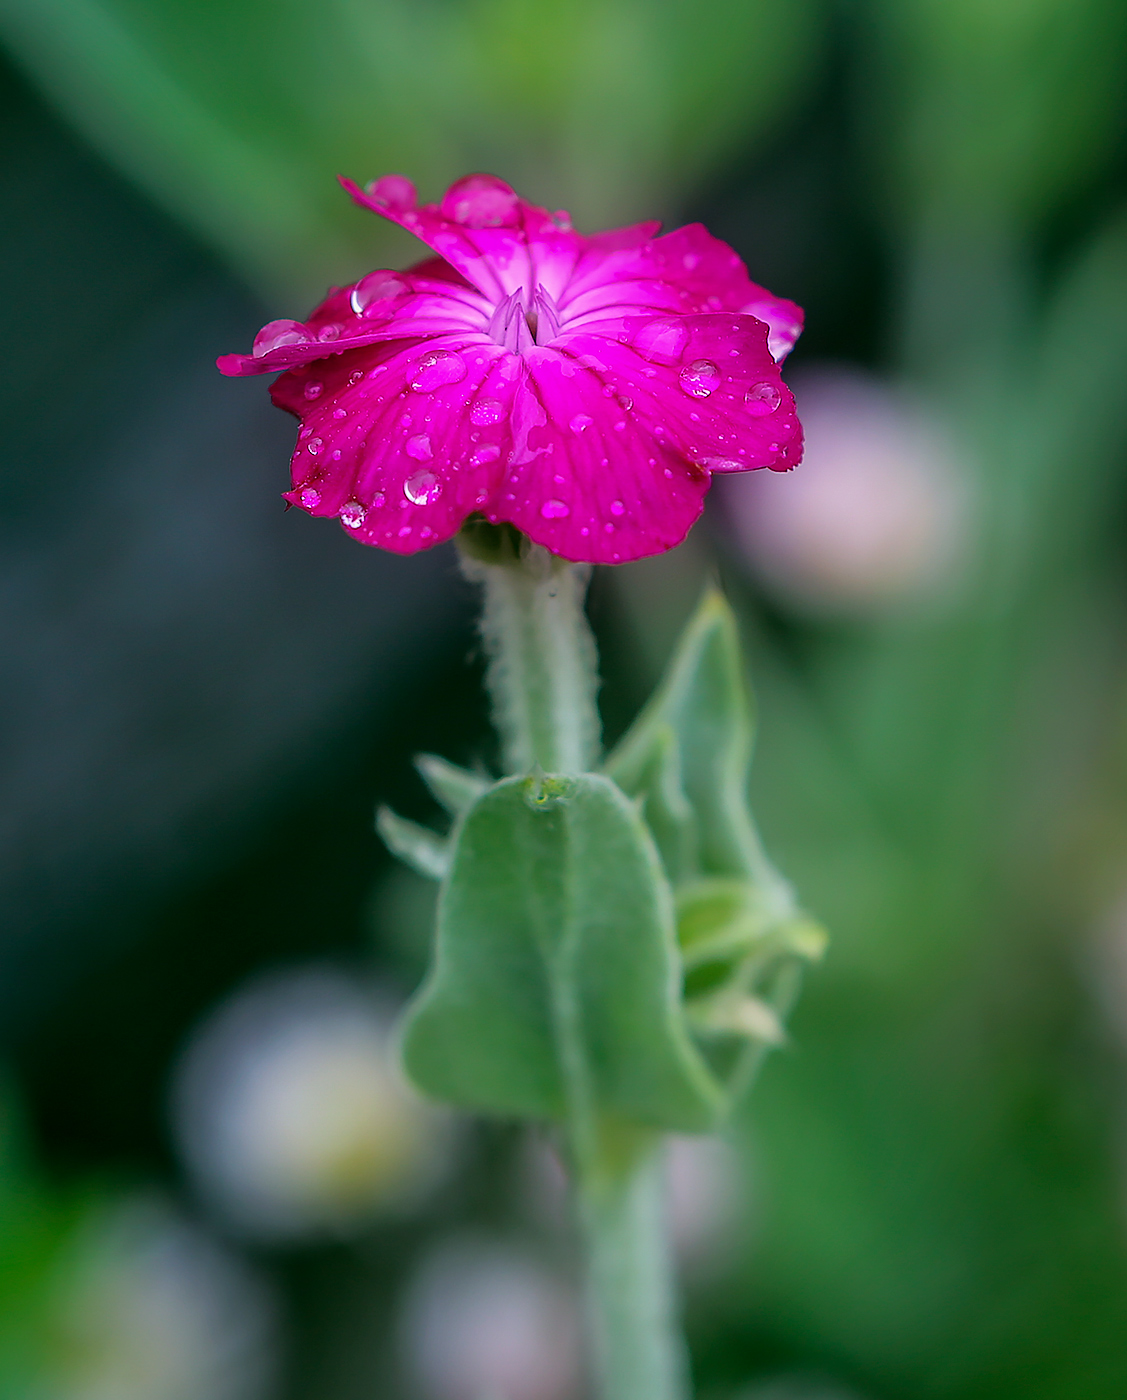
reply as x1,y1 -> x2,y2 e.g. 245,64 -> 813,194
221,172 -> 824,1400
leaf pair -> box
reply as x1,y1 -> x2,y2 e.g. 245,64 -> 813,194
381,591 -> 824,1132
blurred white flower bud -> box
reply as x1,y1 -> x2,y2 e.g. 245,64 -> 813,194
171,967 -> 448,1240
519,1131 -> 744,1272
720,367 -> 967,613
400,1237 -> 581,1400
666,1133 -> 744,1269
47,1195 -> 276,1400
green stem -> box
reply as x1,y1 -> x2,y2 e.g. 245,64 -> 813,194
458,522 -> 688,1400
573,1129 -> 689,1400
458,530 -> 600,774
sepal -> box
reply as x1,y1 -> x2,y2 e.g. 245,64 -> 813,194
375,806 -> 451,881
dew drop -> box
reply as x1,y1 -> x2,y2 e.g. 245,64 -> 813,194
331,450 -> 341,460
440,174 -> 520,228
617,394 -> 633,411
253,319 -> 312,357
404,470 -> 442,505
398,524 -> 413,538
339,500 -> 367,529
631,318 -> 689,366
540,499 -> 570,519
365,174 -> 416,212
306,438 -> 322,455
679,360 -> 719,398
317,323 -> 342,342
471,398 -> 506,427
350,270 -> 408,316
303,381 -> 323,400
372,491 -> 386,507
604,522 -> 615,534
569,414 -> 593,434
471,444 -> 501,466
410,350 -> 467,393
745,381 -> 782,415
610,499 -> 625,517
332,407 -> 347,419
405,434 -> 433,461
299,486 -> 321,508
348,370 -> 365,386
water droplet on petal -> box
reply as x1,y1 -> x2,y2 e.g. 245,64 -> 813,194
340,500 -> 367,528
471,398 -> 506,427
398,524 -> 413,538
471,444 -> 501,466
569,414 -> 593,434
348,370 -> 365,386
350,270 -> 408,316
541,499 -> 570,519
745,381 -> 782,415
404,470 -> 442,505
332,407 -> 347,419
299,486 -> 321,508
410,350 -> 467,393
253,319 -> 312,356
317,323 -> 343,341
617,394 -> 633,411
631,318 -> 689,366
303,381 -> 323,400
440,174 -> 520,228
610,500 -> 625,516
372,491 -> 386,507
406,434 -> 433,461
306,438 -> 322,455
679,360 -> 719,398
365,174 -> 416,212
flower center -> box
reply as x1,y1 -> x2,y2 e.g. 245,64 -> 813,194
486,287 -> 562,354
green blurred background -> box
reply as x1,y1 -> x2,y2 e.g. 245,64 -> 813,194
2,1 -> 1127,1397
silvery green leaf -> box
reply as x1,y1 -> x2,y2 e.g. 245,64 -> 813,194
401,773 -> 725,1131
375,806 -> 450,881
414,753 -> 489,816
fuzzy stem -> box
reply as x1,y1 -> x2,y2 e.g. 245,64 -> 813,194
457,523 -> 688,1400
458,532 -> 600,774
573,1130 -> 689,1400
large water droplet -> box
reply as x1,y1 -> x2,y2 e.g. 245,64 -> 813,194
306,438 -> 322,455
303,381 -> 323,400
745,381 -> 782,415
440,174 -> 520,228
299,486 -> 321,508
253,319 -> 312,357
317,323 -> 343,341
410,350 -> 467,393
339,501 -> 367,529
471,398 -> 506,427
365,174 -> 416,212
541,499 -> 570,519
350,270 -> 408,316
406,434 -> 433,461
679,360 -> 719,398
404,470 -> 442,505
569,414 -> 593,434
631,318 -> 689,366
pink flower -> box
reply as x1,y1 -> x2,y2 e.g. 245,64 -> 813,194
218,173 -> 803,564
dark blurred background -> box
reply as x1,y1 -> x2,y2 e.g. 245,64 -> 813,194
1,2 -> 1127,1397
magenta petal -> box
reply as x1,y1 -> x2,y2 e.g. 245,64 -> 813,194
485,352 -> 708,564
276,339 -> 521,554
